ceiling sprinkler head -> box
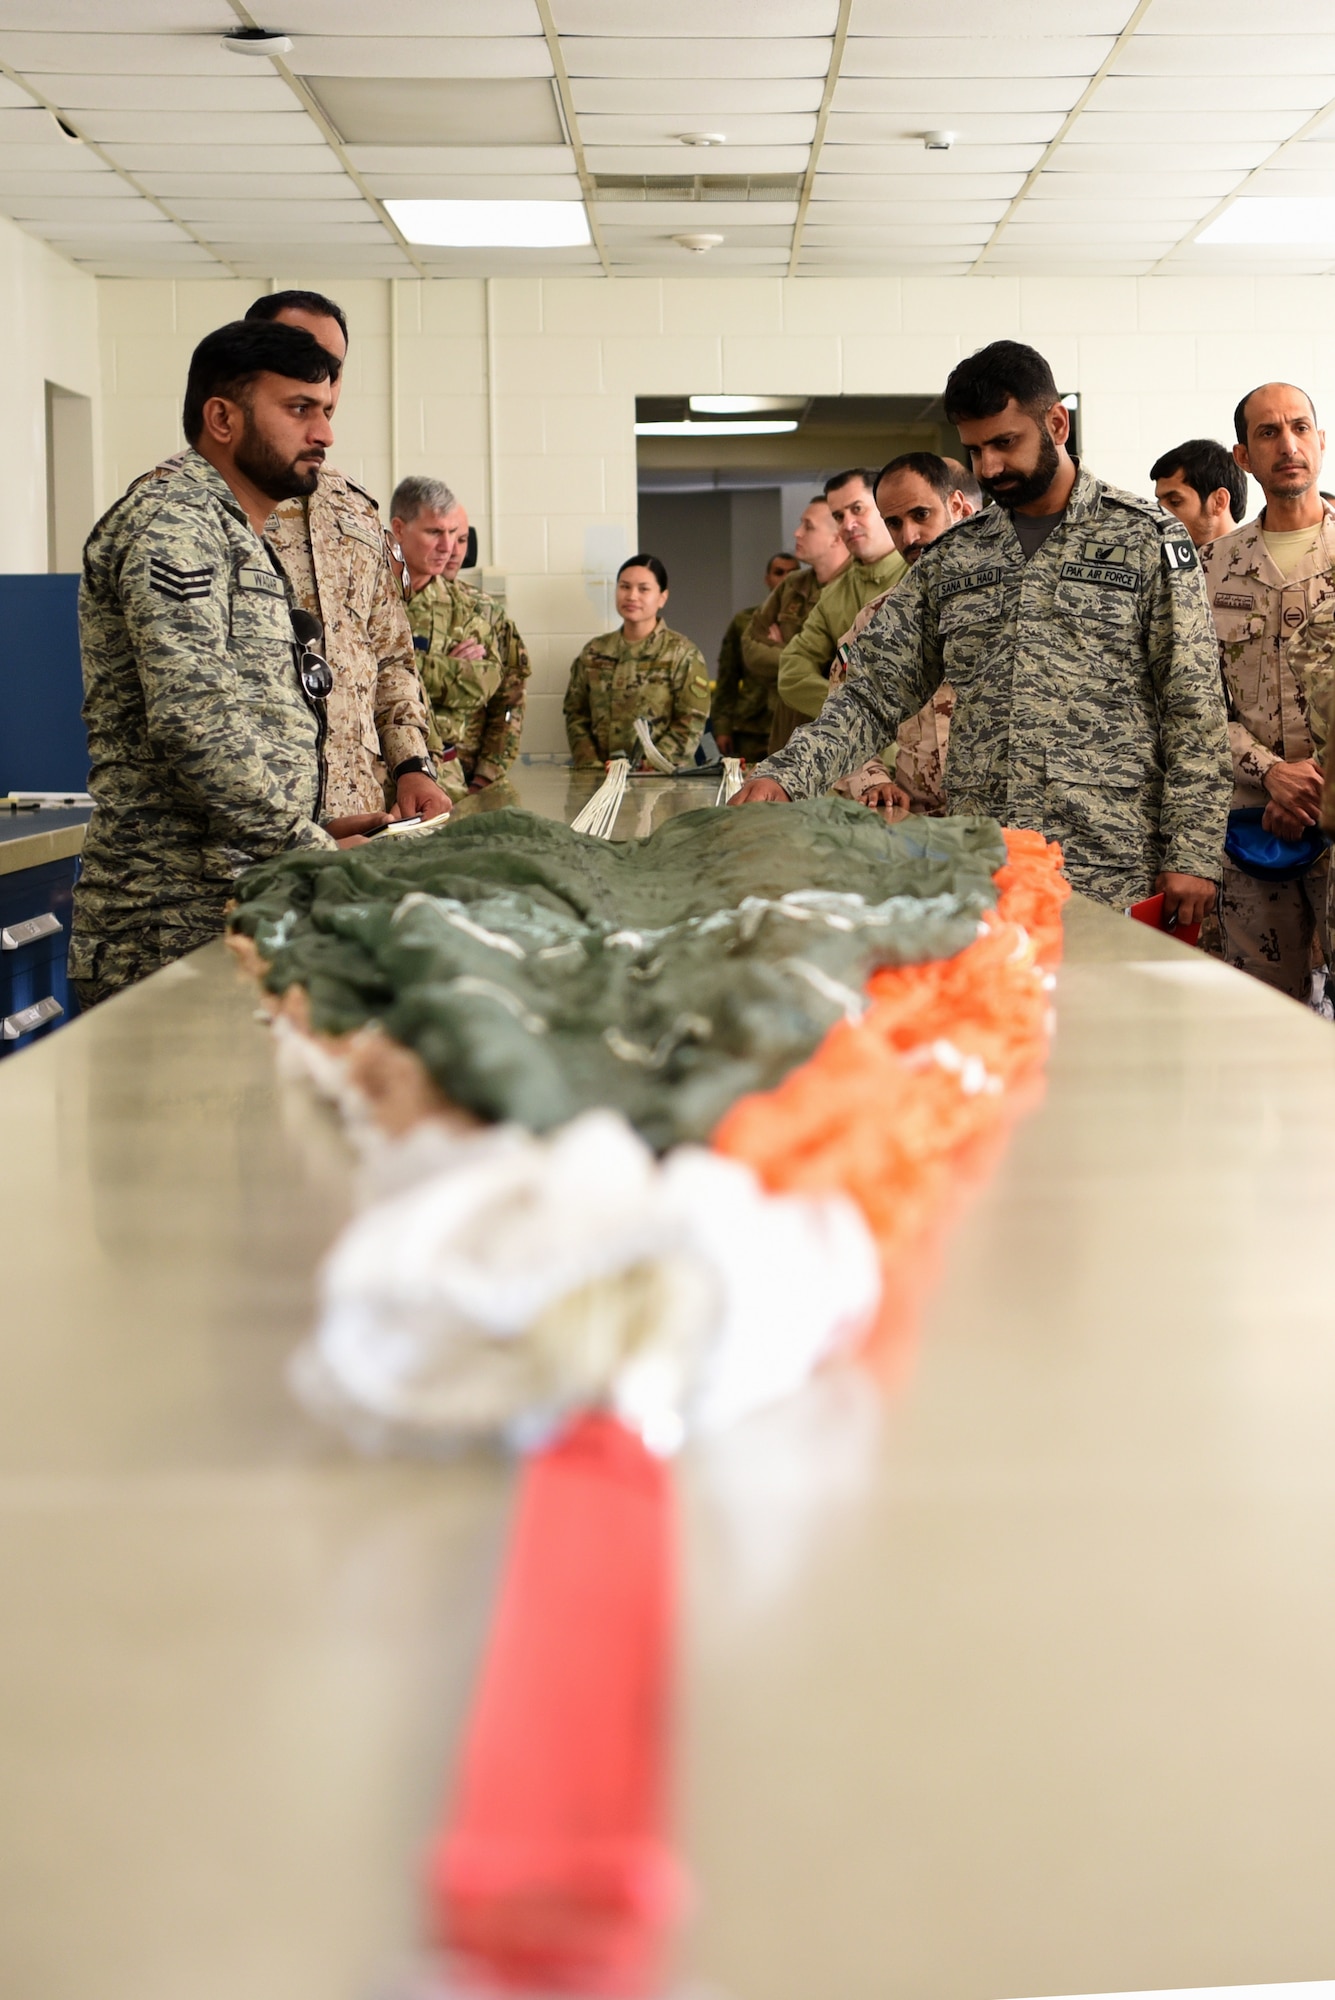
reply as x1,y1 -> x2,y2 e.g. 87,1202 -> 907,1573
677,132 -> 726,147
923,130 -> 956,150
222,27 -> 294,55
673,233 -> 724,254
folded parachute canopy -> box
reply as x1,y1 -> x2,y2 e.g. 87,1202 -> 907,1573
230,799 -> 1006,1151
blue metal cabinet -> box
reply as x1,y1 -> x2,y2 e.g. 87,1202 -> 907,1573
0,814 -> 87,1056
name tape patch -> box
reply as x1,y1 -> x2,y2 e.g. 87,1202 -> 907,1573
1060,559 -> 1139,593
235,566 -> 285,598
1213,591 -> 1254,610
939,565 -> 1005,601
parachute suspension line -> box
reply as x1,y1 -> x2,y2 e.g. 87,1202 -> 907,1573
570,755 -> 630,839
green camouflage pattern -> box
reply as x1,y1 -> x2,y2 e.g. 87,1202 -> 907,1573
406,574 -> 531,796
759,463 -> 1233,907
710,603 -> 771,753
70,448 -> 335,997
564,622 -> 710,769
742,563 -> 829,754
776,546 -> 908,720
266,468 -> 431,817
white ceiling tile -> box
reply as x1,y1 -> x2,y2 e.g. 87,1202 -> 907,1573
73,111 -> 327,146
850,0 -> 1127,25
0,32 -> 243,75
0,169 -> 121,196
809,181 -> 1021,205
571,78 -> 824,112
819,143 -> 1044,174
346,145 -> 575,175
561,39 -> 833,78
1001,220 -> 1182,240
1008,200 -> 1209,223
287,37 -> 553,79
26,217 -> 189,238
1142,0 -> 1335,26
579,114 -> 816,145
107,145 -> 346,174
609,246 -> 786,265
826,111 -> 1063,144
135,173 -> 363,199
1053,142 -> 1271,172
1097,74 -> 1335,111
812,171 -> 1022,201
1029,171 -> 1239,199
797,244 -> 970,264
832,76 -> 1082,112
312,75 -> 563,146
1071,109 -> 1306,143
4,195 -> 157,222
20,74 -> 294,112
0,142 -> 119,169
0,1 -> 224,23
191,219 -> 391,241
592,201 -> 798,227
1261,142 -> 1335,171
1116,36 -> 1335,75
167,198 -> 375,223
555,0 -> 838,29
803,223 -> 992,244
0,77 -> 30,110
365,174 -> 586,199
0,105 -> 65,141
842,38 -> 1113,78
600,223 -> 793,248
279,0 -> 543,27
584,146 -> 811,174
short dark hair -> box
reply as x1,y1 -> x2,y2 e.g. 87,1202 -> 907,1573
246,288 -> 349,349
824,467 -> 876,499
943,340 -> 1060,424
1149,438 -> 1247,522
182,320 -> 338,445
618,552 -> 668,589
943,456 -> 983,506
767,550 -> 797,567
875,451 -> 955,506
1233,382 -> 1318,446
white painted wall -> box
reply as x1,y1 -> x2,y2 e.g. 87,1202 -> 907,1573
0,214 -> 99,573
95,270 -> 1335,752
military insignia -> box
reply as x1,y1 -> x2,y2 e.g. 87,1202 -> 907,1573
148,555 -> 212,602
1213,591 -> 1254,609
412,634 -> 429,651
1080,539 -> 1131,567
938,565 -> 1004,600
1161,537 -> 1198,573
1284,607 -> 1305,628
1060,559 -> 1138,592
235,565 -> 285,597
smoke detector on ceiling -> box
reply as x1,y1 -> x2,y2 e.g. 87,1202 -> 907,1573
673,232 -> 724,253
923,130 -> 956,150
677,132 -> 726,147
222,27 -> 293,55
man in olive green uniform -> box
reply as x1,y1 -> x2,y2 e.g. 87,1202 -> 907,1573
565,632 -> 710,769
735,342 -> 1231,918
1201,382 -> 1335,999
712,550 -> 798,763
742,496 -> 852,753
70,322 -> 342,1006
245,293 -> 448,824
389,474 -> 531,800
777,468 -> 908,722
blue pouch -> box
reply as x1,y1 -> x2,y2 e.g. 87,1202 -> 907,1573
1224,806 -> 1330,883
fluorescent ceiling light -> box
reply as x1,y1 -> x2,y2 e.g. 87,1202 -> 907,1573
385,199 -> 590,247
689,395 -> 803,414
1198,198 -> 1335,245
635,420 -> 799,437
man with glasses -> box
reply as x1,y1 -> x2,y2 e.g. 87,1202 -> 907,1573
70,320 -> 372,1009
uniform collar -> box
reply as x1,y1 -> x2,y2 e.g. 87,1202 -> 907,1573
176,447 -> 257,532
1215,503 -> 1335,589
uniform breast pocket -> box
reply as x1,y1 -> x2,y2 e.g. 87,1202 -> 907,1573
937,584 -> 1005,687
337,518 -> 383,622
1052,576 -> 1140,671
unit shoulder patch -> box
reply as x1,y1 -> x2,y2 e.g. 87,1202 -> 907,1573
1161,537 -> 1199,574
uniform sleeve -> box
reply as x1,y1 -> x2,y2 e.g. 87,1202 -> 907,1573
761,570 -> 938,799
564,647 -> 602,766
119,512 -> 334,853
657,643 -> 711,767
474,611 -> 531,783
367,544 -> 432,775
777,588 -> 843,719
1198,546 -> 1279,789
711,613 -> 745,733
1146,524 -> 1234,878
740,583 -> 786,686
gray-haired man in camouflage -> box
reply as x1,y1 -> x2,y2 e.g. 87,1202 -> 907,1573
732,341 -> 1232,920
70,320 -> 371,1007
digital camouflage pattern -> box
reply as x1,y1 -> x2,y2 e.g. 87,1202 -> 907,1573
564,623 -> 710,769
267,468 -> 431,817
710,603 -> 771,759
776,546 -> 908,721
70,448 -> 335,999
742,563 -> 829,754
406,573 -> 530,798
759,463 -> 1233,907
1200,506 -> 1335,994
837,585 -> 953,812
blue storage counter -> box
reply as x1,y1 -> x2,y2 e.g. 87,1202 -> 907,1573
0,809 -> 88,1055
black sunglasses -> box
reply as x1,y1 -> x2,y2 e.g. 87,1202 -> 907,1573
290,607 -> 333,700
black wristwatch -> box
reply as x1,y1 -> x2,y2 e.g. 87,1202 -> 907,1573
392,755 -> 437,782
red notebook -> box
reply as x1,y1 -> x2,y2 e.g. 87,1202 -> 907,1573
1127,891 -> 1201,948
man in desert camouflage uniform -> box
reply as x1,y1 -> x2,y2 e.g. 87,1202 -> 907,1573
742,496 -> 851,753
70,322 -> 347,1006
712,549 -> 798,764
389,475 -> 531,800
734,342 -> 1231,917
245,292 -> 449,825
1200,382 -> 1335,999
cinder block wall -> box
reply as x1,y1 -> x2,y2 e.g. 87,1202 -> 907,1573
94,270 -> 1334,754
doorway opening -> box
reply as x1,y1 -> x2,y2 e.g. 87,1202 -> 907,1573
45,382 -> 95,575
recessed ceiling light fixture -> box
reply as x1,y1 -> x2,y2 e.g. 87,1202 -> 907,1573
385,199 -> 592,248
678,132 -> 726,147
690,395 -> 802,414
1198,197 -> 1335,245
636,420 -> 799,437
673,232 -> 723,253
222,27 -> 293,55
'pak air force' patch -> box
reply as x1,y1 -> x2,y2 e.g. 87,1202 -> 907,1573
1060,539 -> 1139,593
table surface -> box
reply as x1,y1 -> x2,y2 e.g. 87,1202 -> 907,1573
0,805 -> 88,877
3,770 -> 1335,2000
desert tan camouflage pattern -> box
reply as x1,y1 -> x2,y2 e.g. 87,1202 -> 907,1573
776,547 -> 909,721
564,623 -> 710,769
70,448 -> 334,999
407,574 -> 530,798
711,603 -> 771,759
267,468 -> 431,817
742,564 -> 827,754
1216,852 -> 1330,1002
759,463 -> 1232,908
834,586 -> 953,812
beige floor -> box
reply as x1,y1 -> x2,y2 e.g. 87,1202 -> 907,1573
3,792 -> 1335,1999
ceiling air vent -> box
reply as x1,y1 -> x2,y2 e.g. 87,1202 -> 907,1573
593,174 -> 803,203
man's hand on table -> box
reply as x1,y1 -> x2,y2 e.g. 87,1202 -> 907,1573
858,778 -> 912,820
729,777 -> 792,805
395,770 -> 453,821
1155,871 -> 1217,927
1263,757 -> 1323,826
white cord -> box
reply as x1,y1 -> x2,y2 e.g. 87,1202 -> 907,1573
570,755 -> 629,838
715,756 -> 743,805
633,717 -> 676,773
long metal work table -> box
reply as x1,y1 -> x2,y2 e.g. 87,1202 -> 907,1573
2,764 -> 1334,2000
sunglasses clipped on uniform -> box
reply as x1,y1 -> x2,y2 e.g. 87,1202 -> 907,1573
290,607 -> 333,700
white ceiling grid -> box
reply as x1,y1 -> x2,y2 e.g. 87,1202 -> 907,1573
0,2 -> 1328,278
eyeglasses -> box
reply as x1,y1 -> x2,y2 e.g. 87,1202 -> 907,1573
290,607 -> 333,701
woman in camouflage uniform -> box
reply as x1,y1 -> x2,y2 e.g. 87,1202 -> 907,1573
564,555 -> 710,770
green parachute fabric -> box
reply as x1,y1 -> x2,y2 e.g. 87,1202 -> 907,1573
231,800 -> 1006,1150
